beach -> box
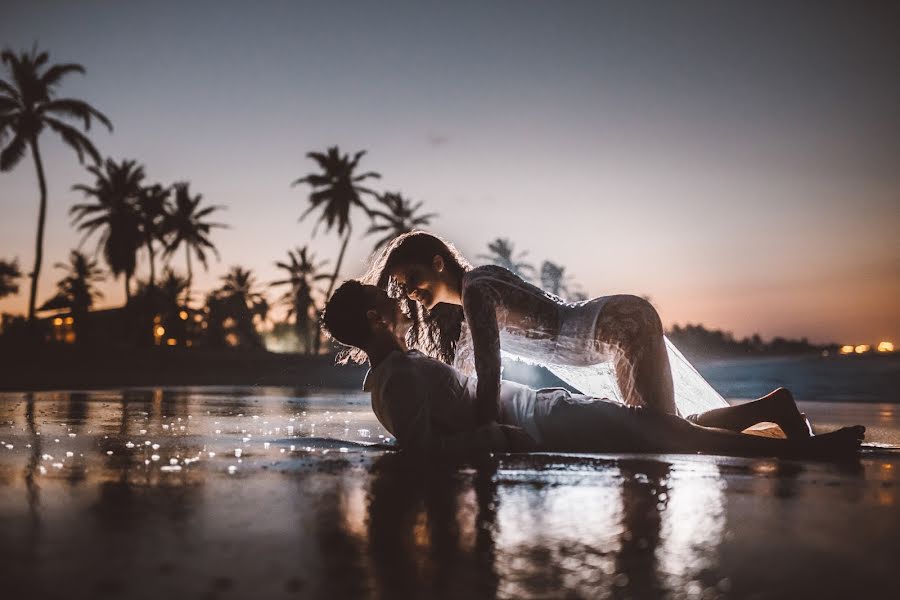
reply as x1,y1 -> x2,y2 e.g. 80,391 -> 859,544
1,387 -> 898,600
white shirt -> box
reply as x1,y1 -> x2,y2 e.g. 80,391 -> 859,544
363,350 -> 545,452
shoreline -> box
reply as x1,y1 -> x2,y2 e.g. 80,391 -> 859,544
0,346 -> 367,392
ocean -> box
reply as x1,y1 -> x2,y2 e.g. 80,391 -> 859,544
694,354 -> 900,404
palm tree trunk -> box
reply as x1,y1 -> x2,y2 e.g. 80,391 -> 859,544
325,231 -> 350,300
124,274 -> 131,304
316,230 -> 351,354
27,138 -> 48,323
185,248 -> 193,306
146,240 -> 156,287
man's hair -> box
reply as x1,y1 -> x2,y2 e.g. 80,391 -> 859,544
322,280 -> 376,350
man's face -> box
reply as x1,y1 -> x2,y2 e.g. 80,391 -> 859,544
367,286 -> 413,343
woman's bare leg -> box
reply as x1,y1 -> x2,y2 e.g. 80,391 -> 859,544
595,296 -> 811,439
597,295 -> 676,414
688,388 -> 813,439
663,415 -> 863,458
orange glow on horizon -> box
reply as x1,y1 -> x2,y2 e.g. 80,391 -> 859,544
840,345 -> 855,354
855,344 -> 870,354
877,341 -> 894,353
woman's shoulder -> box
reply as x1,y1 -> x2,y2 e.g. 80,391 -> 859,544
462,264 -> 518,286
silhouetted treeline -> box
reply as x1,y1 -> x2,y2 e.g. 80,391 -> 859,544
666,323 -> 835,358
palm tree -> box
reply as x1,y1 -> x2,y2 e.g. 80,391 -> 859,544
540,261 -> 573,297
136,183 -> 171,288
366,191 -> 438,251
163,182 -> 225,305
0,47 -> 112,321
0,258 -> 22,299
50,250 -> 104,311
478,238 -> 535,281
37,250 -> 104,343
70,158 -> 145,302
158,268 -> 189,307
209,266 -> 266,348
133,267 -> 191,346
292,146 -> 380,300
271,246 -> 330,353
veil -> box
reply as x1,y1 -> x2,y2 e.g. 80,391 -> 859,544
503,337 -> 729,417
448,264 -> 731,418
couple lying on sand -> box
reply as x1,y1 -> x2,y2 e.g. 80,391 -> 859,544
323,231 -> 864,458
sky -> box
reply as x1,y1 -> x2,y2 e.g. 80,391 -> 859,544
1,0 -> 898,344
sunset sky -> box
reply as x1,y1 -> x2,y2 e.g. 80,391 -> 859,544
1,0 -> 898,344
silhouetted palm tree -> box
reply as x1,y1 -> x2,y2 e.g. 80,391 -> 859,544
292,146 -> 380,300
0,258 -> 22,299
208,266 -> 266,348
38,250 -> 104,342
540,261 -> 576,298
70,158 -> 145,302
271,246 -> 330,353
478,238 -> 535,281
133,267 -> 191,346
136,183 -> 171,288
163,182 -> 225,304
0,47 -> 112,321
158,268 -> 189,306
366,191 -> 438,251
49,250 -> 104,311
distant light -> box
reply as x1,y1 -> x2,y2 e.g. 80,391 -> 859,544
155,326 -> 166,336
878,341 -> 894,353
179,310 -> 188,320
53,317 -> 63,326
64,316 -> 74,325
840,345 -> 855,354
186,340 -> 193,348
166,338 -> 177,346
855,344 -> 870,354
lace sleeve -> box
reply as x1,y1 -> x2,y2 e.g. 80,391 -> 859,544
452,323 -> 476,376
461,277 -> 502,425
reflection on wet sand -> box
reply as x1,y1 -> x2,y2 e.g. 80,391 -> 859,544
1,388 -> 899,599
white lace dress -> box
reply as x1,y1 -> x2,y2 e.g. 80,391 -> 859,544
454,265 -> 728,420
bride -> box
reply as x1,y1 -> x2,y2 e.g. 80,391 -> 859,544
355,231 -> 811,438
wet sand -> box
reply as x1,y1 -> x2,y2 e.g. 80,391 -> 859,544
1,387 -> 899,600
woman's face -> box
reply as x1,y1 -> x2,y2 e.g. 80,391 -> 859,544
390,255 -> 456,310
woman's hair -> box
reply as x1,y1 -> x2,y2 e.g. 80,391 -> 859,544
340,230 -> 470,365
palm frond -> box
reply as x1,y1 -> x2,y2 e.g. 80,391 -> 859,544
44,117 -> 101,164
39,63 -> 85,87
0,131 -> 27,171
41,98 -> 112,132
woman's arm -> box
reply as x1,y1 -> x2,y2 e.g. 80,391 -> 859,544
462,281 -> 503,425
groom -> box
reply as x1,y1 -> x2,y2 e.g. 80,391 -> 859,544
322,280 -> 863,459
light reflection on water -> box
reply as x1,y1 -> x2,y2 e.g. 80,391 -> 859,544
1,387 -> 898,599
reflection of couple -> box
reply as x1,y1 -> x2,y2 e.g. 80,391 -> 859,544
324,231 -> 863,457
